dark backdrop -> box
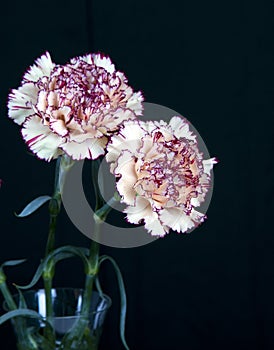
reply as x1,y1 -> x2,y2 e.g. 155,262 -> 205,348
0,0 -> 274,349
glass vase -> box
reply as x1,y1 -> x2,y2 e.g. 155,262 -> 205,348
8,288 -> 111,350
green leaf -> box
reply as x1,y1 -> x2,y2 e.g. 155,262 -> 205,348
49,245 -> 90,272
14,286 -> 27,309
15,195 -> 52,218
16,246 -> 91,290
0,259 -> 27,283
99,255 -> 129,350
0,309 -> 42,326
95,276 -> 104,299
15,260 -> 46,290
1,259 -> 26,268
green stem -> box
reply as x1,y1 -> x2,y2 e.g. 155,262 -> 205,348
81,227 -> 101,318
0,276 -> 39,349
42,162 -> 61,330
0,281 -> 17,311
61,158 -> 116,349
59,225 -> 100,349
42,155 -> 74,344
45,156 -> 63,256
45,198 -> 59,256
79,157 -> 103,319
94,195 -> 118,223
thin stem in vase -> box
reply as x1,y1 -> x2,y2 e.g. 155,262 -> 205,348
81,224 -> 101,317
59,160 -> 102,349
0,271 -> 39,349
42,154 -> 74,344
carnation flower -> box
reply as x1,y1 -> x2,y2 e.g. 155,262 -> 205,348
8,52 -> 143,161
106,117 -> 217,236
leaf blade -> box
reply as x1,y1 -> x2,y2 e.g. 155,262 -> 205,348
1,259 -> 26,268
16,246 -> 91,290
15,196 -> 52,218
99,255 -> 129,350
0,309 -> 42,326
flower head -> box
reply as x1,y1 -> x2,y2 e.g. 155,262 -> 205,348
8,52 -> 143,161
106,117 -> 217,236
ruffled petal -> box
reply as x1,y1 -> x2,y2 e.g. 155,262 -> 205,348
36,91 -> 48,114
115,151 -> 138,205
189,209 -> 206,224
8,83 -> 39,125
160,207 -> 205,233
92,53 -> 115,73
126,91 -> 144,115
144,214 -> 169,237
124,197 -> 150,223
124,196 -> 168,236
97,108 -> 137,133
69,129 -> 102,143
61,136 -> 108,160
190,197 -> 200,207
203,158 -> 218,175
50,119 -> 68,137
169,116 -> 196,141
24,52 -> 54,82
106,121 -> 145,171
22,115 -> 63,161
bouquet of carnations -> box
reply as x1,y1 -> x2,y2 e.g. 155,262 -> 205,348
0,52 -> 217,350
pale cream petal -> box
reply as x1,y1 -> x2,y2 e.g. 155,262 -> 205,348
142,120 -> 159,134
118,120 -> 146,143
114,150 -> 134,175
24,52 -> 54,82
98,108 -> 137,133
124,196 -> 168,236
51,106 -> 71,123
67,118 -> 104,144
169,116 -> 196,141
189,209 -> 206,224
8,83 -> 39,125
69,129 -> 102,143
160,208 -> 196,233
13,82 -> 38,101
66,117 -> 85,133
36,91 -> 48,113
22,115 -> 63,161
50,119 -> 68,137
61,137 -> 108,160
124,196 -> 153,224
106,121 -> 145,171
117,179 -> 137,206
190,197 -> 201,207
199,173 -> 210,185
126,91 -> 144,115
47,91 -> 59,107
138,136 -> 154,156
139,136 -> 163,161
91,54 -> 115,73
115,151 -> 137,205
144,214 -> 168,237
203,158 -> 218,175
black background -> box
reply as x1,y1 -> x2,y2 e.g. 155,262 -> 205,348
0,0 -> 274,349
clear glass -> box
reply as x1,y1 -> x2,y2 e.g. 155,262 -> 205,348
7,288 -> 111,350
